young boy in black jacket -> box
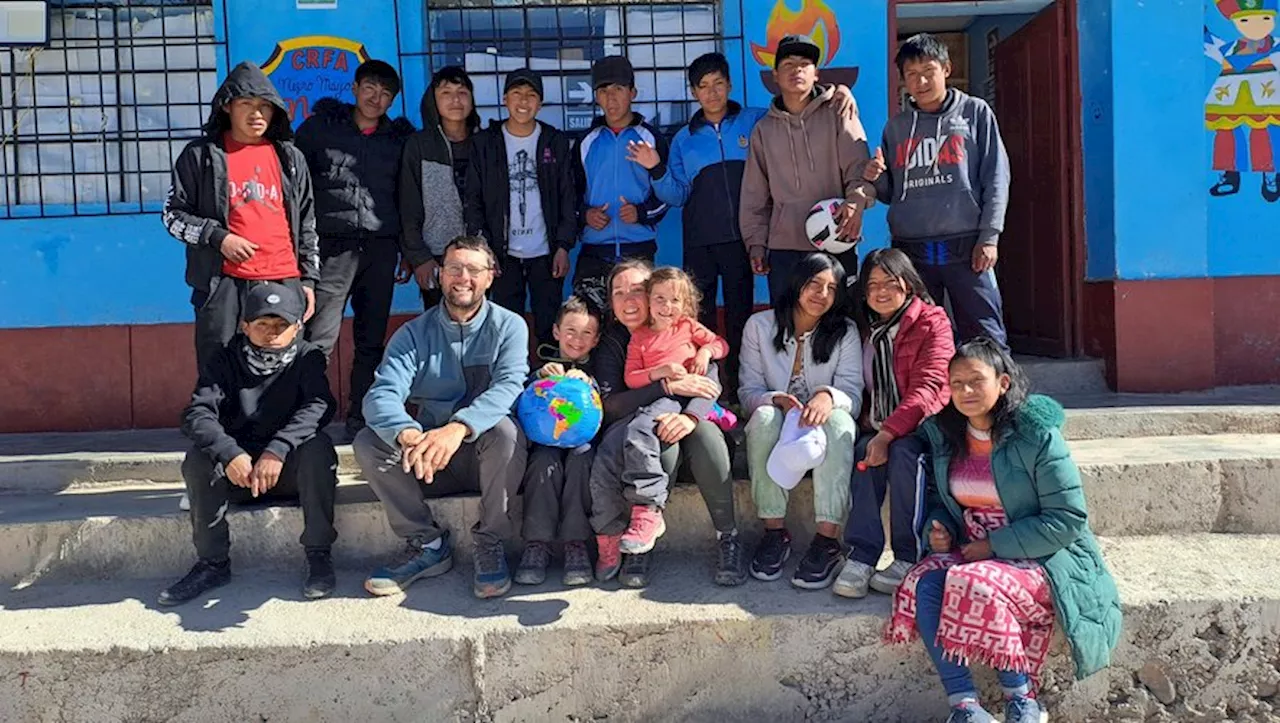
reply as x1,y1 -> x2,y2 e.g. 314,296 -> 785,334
295,60 -> 416,440
162,61 -> 320,373
160,281 -> 339,607
465,68 -> 578,348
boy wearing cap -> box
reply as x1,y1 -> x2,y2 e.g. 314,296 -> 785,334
160,280 -> 339,607
572,55 -> 670,292
739,34 -> 876,302
295,59 -> 417,441
464,68 -> 579,348
163,61 -> 320,373
627,52 -> 765,403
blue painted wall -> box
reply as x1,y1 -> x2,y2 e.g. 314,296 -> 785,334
1079,0 -> 1116,280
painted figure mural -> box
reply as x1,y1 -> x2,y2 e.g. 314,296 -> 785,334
1205,0 -> 1280,201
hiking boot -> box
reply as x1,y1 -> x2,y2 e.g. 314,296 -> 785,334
158,559 -> 231,607
750,528 -> 792,581
832,559 -> 874,599
619,505 -> 666,554
364,531 -> 454,597
791,535 -> 845,590
514,541 -> 551,586
596,533 -> 623,582
562,540 -> 593,587
946,701 -> 997,723
1003,695 -> 1045,723
619,552 -> 652,588
302,548 -> 336,600
869,559 -> 914,595
714,531 -> 747,587
473,538 -> 511,599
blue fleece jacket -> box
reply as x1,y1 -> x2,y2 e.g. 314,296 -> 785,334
574,113 -> 670,255
363,300 -> 529,447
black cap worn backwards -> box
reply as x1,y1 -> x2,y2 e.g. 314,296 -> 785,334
775,34 -> 821,68
591,55 -> 635,89
241,281 -> 305,325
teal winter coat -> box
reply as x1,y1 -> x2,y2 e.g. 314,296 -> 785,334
919,395 -> 1122,680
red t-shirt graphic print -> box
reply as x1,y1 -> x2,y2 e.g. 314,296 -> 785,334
221,135 -> 299,280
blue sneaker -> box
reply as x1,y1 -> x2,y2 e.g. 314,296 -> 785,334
1004,695 -> 1045,723
945,701 -> 996,723
364,531 -> 454,596
473,538 -> 512,599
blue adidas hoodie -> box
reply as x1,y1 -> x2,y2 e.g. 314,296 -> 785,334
651,101 -> 767,248
574,113 -> 670,256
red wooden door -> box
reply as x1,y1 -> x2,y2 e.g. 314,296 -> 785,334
993,1 -> 1079,357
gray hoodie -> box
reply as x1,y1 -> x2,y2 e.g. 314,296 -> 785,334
874,88 -> 1009,252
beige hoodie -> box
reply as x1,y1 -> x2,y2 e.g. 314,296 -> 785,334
739,84 -> 876,253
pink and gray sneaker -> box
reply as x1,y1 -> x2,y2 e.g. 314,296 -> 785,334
619,505 -> 666,554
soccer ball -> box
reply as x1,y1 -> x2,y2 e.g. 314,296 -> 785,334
805,197 -> 859,255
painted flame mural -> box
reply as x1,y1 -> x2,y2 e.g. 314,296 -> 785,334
750,0 -> 842,68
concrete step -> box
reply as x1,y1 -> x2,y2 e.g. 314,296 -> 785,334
4,432 -> 1280,585
2,533 -> 1278,723
1018,355 -> 1109,396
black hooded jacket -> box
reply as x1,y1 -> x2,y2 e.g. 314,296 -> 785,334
397,79 -> 482,267
162,61 -> 320,292
294,98 -> 416,245
464,119 -> 578,257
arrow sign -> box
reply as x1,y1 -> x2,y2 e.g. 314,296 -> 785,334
566,79 -> 593,105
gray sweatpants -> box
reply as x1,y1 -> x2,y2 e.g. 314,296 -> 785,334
621,398 -> 683,508
353,418 -> 527,546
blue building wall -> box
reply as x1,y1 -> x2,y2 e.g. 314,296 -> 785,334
1078,0 -> 1116,280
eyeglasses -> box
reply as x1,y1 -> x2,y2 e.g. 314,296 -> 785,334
442,262 -> 492,278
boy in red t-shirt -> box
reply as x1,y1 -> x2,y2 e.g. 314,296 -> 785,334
163,61 -> 320,373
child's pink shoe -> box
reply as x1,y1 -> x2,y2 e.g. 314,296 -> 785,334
708,403 -> 738,431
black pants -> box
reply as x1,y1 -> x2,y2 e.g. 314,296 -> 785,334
766,248 -> 860,304
573,241 -> 657,296
192,276 -> 307,374
522,444 -> 594,543
843,432 -> 928,567
685,241 -> 753,400
182,433 -> 339,561
304,238 -> 399,423
491,253 -> 563,349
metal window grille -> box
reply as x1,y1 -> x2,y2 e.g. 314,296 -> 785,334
1,1 -> 221,218
416,0 -> 734,136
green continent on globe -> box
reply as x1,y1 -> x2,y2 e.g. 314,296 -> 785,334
548,398 -> 583,440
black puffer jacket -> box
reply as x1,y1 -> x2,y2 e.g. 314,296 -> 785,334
294,98 -> 415,245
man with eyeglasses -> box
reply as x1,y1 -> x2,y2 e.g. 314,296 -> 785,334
354,235 -> 530,600
295,59 -> 416,441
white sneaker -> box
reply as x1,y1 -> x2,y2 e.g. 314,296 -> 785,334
832,559 -> 874,599
178,493 -> 190,512
869,559 -> 914,594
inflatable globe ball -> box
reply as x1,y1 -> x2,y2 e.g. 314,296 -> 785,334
516,376 -> 603,449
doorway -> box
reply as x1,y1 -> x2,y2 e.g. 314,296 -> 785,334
888,0 -> 1085,357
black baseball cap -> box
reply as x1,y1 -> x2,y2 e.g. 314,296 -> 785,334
775,34 -> 821,68
503,68 -> 544,98
242,281 -> 305,325
591,55 -> 635,89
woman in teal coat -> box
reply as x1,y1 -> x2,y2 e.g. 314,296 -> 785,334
885,339 -> 1122,723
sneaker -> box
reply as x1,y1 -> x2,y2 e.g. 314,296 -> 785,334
562,540 -> 593,586
714,531 -> 748,587
364,531 -> 454,597
832,559 -> 874,599
869,559 -> 914,595
791,535 -> 845,590
302,548 -> 336,600
178,493 -> 190,512
619,552 -> 652,588
514,542 -> 551,586
596,533 -> 623,582
946,701 -> 997,723
473,538 -> 511,599
1003,695 -> 1046,723
750,528 -> 792,581
619,505 -> 666,554
158,559 -> 231,607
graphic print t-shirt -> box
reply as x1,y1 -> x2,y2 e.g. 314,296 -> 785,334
502,124 -> 548,258
221,135 -> 298,280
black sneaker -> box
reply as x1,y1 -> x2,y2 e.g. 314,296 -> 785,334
791,535 -> 845,590
714,531 -> 748,587
158,559 -> 231,606
303,549 -> 336,600
619,552 -> 651,588
750,528 -> 792,582
514,541 -> 551,586
562,540 -> 593,587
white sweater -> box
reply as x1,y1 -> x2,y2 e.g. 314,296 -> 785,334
737,310 -> 865,418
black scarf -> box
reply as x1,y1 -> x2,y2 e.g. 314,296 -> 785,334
869,298 -> 912,427
242,337 -> 299,376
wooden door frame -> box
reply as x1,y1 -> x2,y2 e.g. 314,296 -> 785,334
886,0 -> 1086,357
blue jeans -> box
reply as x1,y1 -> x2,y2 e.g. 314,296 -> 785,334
915,568 -> 1029,697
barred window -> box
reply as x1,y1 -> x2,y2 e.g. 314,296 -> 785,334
419,0 -> 727,136
0,1 -> 221,218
